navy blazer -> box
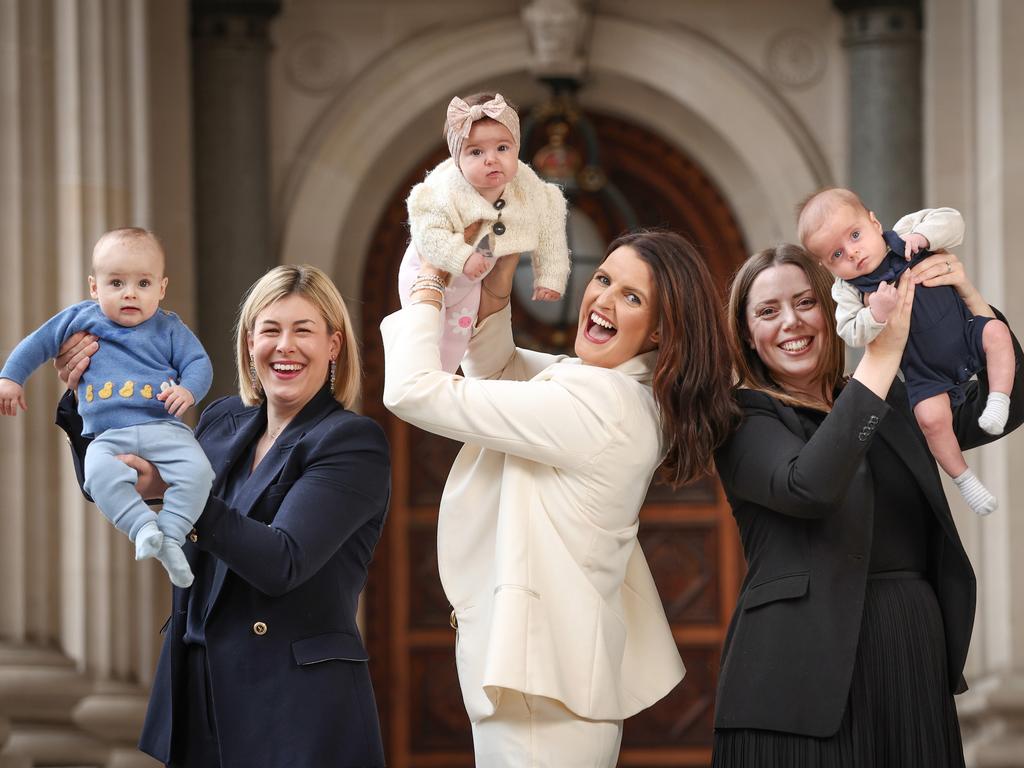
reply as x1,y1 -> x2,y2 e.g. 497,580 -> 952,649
712,310 -> 1024,738
58,386 -> 391,767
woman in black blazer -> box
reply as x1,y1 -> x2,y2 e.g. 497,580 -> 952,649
56,265 -> 390,768
711,244 -> 1024,767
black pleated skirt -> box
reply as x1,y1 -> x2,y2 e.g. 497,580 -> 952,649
712,574 -> 965,768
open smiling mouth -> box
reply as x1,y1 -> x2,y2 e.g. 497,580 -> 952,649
585,312 -> 617,343
779,338 -> 811,352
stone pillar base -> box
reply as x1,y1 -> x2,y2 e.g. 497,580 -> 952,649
72,682 -> 158,767
958,672 -> 1024,767
0,643 -> 157,767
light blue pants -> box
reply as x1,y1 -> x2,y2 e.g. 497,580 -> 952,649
83,420 -> 215,545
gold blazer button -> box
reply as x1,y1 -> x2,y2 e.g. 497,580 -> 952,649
253,621 -> 268,636
449,609 -> 458,630
187,529 -> 198,543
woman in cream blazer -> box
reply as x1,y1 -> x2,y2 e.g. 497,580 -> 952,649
382,229 -> 738,767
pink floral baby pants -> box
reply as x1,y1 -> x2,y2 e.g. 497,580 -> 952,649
398,241 -> 495,373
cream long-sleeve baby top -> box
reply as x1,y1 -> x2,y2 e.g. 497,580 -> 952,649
407,158 -> 570,294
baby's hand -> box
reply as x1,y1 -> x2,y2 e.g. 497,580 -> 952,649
903,232 -> 930,260
532,288 -> 562,302
0,378 -> 28,416
462,250 -> 489,280
868,281 -> 899,323
157,383 -> 195,418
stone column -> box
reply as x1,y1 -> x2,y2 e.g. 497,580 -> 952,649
948,1 -> 1024,764
0,0 -> 189,765
191,0 -> 281,400
834,0 -> 923,225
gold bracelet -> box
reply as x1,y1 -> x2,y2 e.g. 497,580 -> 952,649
481,281 -> 512,301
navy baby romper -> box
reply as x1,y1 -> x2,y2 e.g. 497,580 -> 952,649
849,230 -> 990,408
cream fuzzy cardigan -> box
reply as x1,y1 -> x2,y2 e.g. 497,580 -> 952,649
407,158 -> 571,293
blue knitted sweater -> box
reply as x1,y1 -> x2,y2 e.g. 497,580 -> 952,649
0,300 -> 212,436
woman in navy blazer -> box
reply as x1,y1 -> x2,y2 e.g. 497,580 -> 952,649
57,265 -> 390,768
711,245 -> 1024,767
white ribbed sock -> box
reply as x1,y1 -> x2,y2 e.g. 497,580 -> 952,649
978,392 -> 1011,435
953,468 -> 998,516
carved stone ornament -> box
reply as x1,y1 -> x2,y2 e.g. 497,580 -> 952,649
764,29 -> 827,90
521,0 -> 591,79
284,31 -> 349,95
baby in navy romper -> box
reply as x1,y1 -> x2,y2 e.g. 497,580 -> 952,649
799,188 -> 1015,516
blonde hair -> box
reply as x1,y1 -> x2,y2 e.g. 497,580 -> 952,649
726,244 -> 845,410
92,227 -> 166,273
235,265 -> 362,409
795,187 -> 869,250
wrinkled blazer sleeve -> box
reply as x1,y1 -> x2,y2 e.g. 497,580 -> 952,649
715,380 -> 890,518
382,303 -> 618,469
459,302 -> 567,382
954,306 -> 1024,450
193,414 -> 390,598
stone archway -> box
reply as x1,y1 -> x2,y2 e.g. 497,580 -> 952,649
278,13 -> 830,336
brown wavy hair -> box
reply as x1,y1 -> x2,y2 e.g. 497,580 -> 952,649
726,243 -> 845,410
607,230 -> 740,487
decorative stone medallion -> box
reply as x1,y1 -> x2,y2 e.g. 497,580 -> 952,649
765,29 -> 826,90
284,32 -> 348,95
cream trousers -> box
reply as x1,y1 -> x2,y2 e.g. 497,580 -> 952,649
471,689 -> 623,768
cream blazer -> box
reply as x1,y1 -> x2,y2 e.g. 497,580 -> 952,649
381,302 -> 685,722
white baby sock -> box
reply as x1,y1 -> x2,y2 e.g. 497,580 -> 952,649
156,539 -> 195,588
978,392 -> 1011,435
953,469 -> 998,516
134,521 -> 164,560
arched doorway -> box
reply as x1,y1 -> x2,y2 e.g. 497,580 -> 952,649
361,110 -> 747,767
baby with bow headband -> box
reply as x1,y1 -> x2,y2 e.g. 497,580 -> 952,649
398,92 -> 571,372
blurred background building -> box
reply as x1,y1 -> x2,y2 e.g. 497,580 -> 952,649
1,0 -> 1022,766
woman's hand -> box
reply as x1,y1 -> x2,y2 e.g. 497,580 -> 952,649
911,250 -> 993,318
54,332 -> 99,392
852,269 -> 915,399
117,454 -> 169,499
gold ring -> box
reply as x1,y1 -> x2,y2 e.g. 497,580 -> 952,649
946,261 -> 952,274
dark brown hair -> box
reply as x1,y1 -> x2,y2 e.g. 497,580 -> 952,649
607,230 -> 740,487
726,243 -> 845,409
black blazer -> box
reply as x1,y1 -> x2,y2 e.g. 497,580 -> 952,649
58,387 -> 391,767
712,313 -> 1024,738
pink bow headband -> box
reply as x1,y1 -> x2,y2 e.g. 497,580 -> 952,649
445,94 -> 521,167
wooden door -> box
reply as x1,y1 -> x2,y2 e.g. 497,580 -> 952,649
360,111 -> 748,767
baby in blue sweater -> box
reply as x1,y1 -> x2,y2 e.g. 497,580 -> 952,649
0,228 -> 214,587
